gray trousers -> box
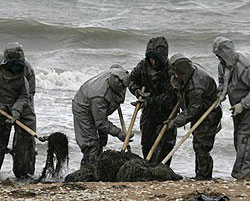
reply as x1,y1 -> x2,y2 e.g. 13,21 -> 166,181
192,106 -> 222,179
231,109 -> 250,179
72,101 -> 106,169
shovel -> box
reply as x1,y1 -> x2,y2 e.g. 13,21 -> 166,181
160,97 -> 220,165
0,109 -> 48,142
146,99 -> 181,161
121,86 -> 146,152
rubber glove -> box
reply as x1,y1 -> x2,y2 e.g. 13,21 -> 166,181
131,97 -> 153,109
117,131 -> 134,142
5,110 -> 20,125
130,99 -> 146,109
163,119 -> 176,129
134,89 -> 151,99
229,103 -> 244,117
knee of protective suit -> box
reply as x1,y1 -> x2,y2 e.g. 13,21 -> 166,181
193,141 -> 213,155
193,131 -> 216,153
195,152 -> 211,160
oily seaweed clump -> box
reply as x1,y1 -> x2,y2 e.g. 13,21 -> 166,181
64,150 -> 139,182
64,165 -> 96,182
37,132 -> 69,182
117,158 -> 183,182
95,150 -> 141,182
117,158 -> 152,182
64,149 -> 183,182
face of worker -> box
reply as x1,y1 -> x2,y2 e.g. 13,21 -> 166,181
149,57 -> 162,70
216,54 -> 226,66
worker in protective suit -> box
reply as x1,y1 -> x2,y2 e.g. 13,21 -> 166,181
167,53 -> 222,180
129,36 -> 177,165
0,42 -> 36,179
213,37 -> 250,179
72,64 -> 132,168
0,44 -> 31,179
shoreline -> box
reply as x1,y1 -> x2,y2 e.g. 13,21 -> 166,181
0,178 -> 249,200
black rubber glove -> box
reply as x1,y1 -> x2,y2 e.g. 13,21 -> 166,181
130,97 -> 153,109
134,89 -> 151,99
130,99 -> 145,109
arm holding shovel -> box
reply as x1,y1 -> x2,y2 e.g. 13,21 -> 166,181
161,97 -> 220,165
0,109 -> 48,142
163,53 -> 223,180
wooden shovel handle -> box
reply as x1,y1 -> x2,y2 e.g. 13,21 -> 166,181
0,109 -> 40,138
161,97 -> 220,165
121,86 -> 146,151
118,106 -> 131,152
146,99 -> 181,161
118,106 -> 126,133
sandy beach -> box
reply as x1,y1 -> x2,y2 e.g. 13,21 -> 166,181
0,178 -> 249,201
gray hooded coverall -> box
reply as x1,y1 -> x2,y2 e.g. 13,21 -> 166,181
72,64 -> 129,168
0,62 -> 30,177
213,37 -> 250,179
0,43 -> 36,179
169,53 -> 222,179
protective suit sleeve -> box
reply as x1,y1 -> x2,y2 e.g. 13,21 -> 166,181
240,68 -> 250,109
217,63 -> 224,92
11,77 -> 29,113
174,89 -> 204,128
90,97 -> 121,137
24,60 -> 36,97
129,61 -> 143,96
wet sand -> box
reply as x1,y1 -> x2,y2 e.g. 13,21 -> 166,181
0,178 -> 250,200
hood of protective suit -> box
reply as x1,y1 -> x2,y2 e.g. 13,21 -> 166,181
3,42 -> 25,63
108,64 -> 130,94
145,36 -> 168,70
212,37 -> 237,68
169,53 -> 194,85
